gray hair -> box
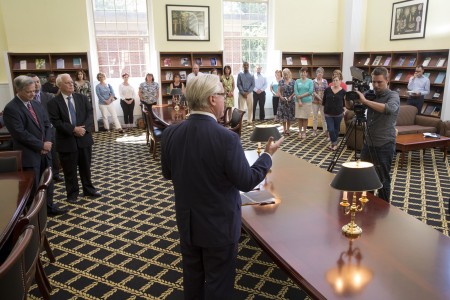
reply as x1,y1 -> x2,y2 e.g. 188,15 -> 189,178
56,73 -> 71,88
186,74 -> 221,111
282,68 -> 292,80
316,67 -> 324,74
13,75 -> 34,91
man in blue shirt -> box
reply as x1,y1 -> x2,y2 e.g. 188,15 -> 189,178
252,66 -> 268,121
237,62 -> 255,125
407,65 -> 430,114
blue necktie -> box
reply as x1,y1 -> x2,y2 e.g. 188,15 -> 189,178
67,96 -> 76,126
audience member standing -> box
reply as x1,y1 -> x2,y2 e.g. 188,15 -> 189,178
139,73 -> 160,105
4,75 -> 66,215
161,74 -> 283,300
186,64 -> 203,84
407,65 -> 430,114
323,75 -> 345,151
237,62 -> 255,125
329,69 -> 348,91
170,74 -> 185,94
221,65 -> 235,109
119,73 -> 137,130
312,67 -> 328,136
95,72 -> 124,133
74,70 -> 92,103
277,68 -> 295,135
48,73 -> 101,203
270,70 -> 282,121
41,73 -> 59,94
294,67 -> 314,139
252,66 -> 268,121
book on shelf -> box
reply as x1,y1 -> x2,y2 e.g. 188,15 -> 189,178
56,58 -> 65,69
179,71 -> 186,80
285,57 -> 293,65
35,58 -> 46,69
394,72 -> 403,81
165,71 -> 173,81
363,57 -> 370,65
423,72 -> 430,78
421,104 -> 427,114
163,58 -> 171,67
434,72 -> 446,84
372,56 -> 382,66
407,57 -> 416,67
20,60 -> 27,70
431,106 -> 441,117
424,105 -> 435,115
405,72 -> 414,81
436,57 -> 446,67
195,58 -> 202,66
240,190 -> 276,206
180,57 -> 189,66
73,57 -> 82,68
300,56 -> 308,65
396,56 -> 406,66
383,57 -> 391,66
210,57 -> 217,66
432,88 -> 441,99
422,57 -> 432,67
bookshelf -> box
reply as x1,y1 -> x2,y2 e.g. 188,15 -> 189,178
159,51 -> 223,104
281,52 -> 342,81
8,52 -> 90,88
353,49 -> 449,118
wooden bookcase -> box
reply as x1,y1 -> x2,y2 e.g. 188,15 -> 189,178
281,52 -> 343,81
159,51 -> 223,104
353,49 -> 448,118
8,52 -> 91,87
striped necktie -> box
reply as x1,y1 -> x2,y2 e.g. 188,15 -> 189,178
67,96 -> 77,126
26,102 -> 40,127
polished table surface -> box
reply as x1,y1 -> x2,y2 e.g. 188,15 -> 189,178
242,150 -> 450,299
151,104 -> 187,127
0,171 -> 34,250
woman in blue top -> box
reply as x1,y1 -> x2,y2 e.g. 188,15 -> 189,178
270,70 -> 282,121
294,67 -> 314,139
95,72 -> 124,133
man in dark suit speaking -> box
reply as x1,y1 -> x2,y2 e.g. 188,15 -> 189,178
161,74 -> 283,299
47,74 -> 101,203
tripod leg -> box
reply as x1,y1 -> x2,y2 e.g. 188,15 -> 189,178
327,118 -> 356,172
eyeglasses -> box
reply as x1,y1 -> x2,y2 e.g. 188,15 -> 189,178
214,93 -> 226,97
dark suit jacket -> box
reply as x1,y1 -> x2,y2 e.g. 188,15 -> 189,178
3,97 -> 52,168
161,114 -> 272,248
47,93 -> 94,152
37,91 -> 54,119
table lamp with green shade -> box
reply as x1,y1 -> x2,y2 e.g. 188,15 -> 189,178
249,125 -> 282,156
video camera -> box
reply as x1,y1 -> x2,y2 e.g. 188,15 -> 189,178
345,66 -> 376,120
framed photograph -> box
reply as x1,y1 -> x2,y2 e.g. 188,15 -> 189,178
166,5 -> 210,41
390,0 -> 428,40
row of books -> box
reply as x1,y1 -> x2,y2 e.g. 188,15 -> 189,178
393,71 -> 446,84
163,57 -> 218,67
360,56 -> 446,67
18,58 -> 83,70
285,56 -> 309,66
421,103 -> 441,117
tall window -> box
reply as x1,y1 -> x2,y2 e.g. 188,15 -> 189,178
92,0 -> 149,78
223,0 -> 269,75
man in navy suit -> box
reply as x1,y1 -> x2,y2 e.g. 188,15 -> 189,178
47,73 -> 101,203
161,74 -> 283,299
4,75 -> 67,215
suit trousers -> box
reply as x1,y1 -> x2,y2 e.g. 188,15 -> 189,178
406,96 -> 424,114
252,91 -> 266,121
238,93 -> 253,123
23,154 -> 54,209
180,241 -> 238,300
59,146 -> 96,199
51,128 -> 60,176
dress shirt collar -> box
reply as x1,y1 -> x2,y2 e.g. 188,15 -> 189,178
191,110 -> 217,121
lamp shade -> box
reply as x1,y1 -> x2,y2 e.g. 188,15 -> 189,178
170,88 -> 182,95
249,125 -> 282,142
330,161 -> 382,192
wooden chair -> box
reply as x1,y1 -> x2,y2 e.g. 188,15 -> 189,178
142,105 -> 165,159
0,225 -> 34,300
37,167 -> 56,263
0,150 -> 22,172
219,106 -> 233,125
223,108 -> 246,137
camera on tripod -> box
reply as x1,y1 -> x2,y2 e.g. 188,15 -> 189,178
345,66 -> 376,119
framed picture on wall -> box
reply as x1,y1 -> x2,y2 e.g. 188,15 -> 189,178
390,0 -> 428,40
166,5 -> 210,41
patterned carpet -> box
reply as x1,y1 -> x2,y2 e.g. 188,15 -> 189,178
28,120 -> 450,299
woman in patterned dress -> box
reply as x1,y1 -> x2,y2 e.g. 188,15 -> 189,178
139,73 -> 160,105
74,70 -> 92,103
221,65 -> 235,109
277,68 -> 295,135
312,67 -> 328,136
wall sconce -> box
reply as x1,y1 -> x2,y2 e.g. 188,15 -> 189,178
249,125 -> 282,156
330,161 -> 382,237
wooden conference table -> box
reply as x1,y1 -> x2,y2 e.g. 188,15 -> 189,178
0,171 -> 34,251
242,150 -> 450,299
151,104 -> 188,127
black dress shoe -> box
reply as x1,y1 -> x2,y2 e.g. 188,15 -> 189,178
85,191 -> 102,198
67,197 -> 78,204
48,207 -> 68,216
53,174 -> 64,182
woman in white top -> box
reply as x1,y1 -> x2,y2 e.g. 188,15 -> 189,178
119,73 -> 137,130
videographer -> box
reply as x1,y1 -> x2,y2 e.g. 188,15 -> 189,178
407,65 -> 430,114
355,67 -> 400,202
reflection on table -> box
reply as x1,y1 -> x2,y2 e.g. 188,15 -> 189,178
151,104 -> 188,127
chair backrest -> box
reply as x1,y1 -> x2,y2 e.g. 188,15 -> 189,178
0,150 -> 22,172
221,107 -> 233,125
228,108 -> 246,137
0,225 -> 34,300
38,167 -> 53,191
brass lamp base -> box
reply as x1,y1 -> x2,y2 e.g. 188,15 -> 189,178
342,223 -> 363,237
